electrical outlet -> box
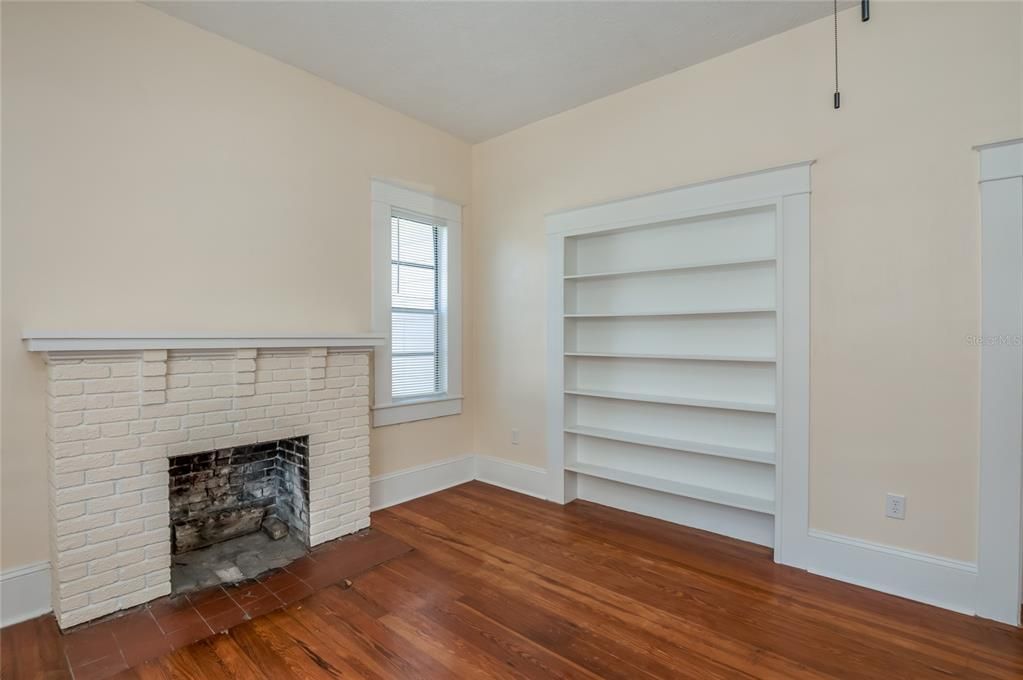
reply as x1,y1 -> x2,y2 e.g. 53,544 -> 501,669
886,493 -> 906,520
511,428 -> 520,445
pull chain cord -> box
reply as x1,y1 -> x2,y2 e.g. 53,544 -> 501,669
833,0 -> 840,109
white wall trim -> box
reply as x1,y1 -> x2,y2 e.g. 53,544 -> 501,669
369,454 -> 476,511
22,332 -> 385,353
475,455 -> 549,499
977,138 -> 1023,626
369,453 -> 550,512
1,561 -> 52,628
805,530 -> 978,616
545,161 -> 813,235
372,395 -> 463,427
371,179 -> 463,427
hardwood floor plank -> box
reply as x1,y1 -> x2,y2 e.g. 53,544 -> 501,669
5,481 -> 1022,679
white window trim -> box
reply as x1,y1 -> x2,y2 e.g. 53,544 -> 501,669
371,179 -> 463,427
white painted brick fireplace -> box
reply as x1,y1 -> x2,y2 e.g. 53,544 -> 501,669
26,333 -> 384,629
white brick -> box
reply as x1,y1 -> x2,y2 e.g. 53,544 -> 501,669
49,381 -> 84,397
55,471 -> 85,487
88,547 -> 145,576
142,391 -> 166,405
52,364 -> 110,380
141,403 -> 187,418
143,350 -> 167,362
143,376 -> 167,391
59,570 -> 120,599
118,500 -> 168,522
56,513 -> 115,537
83,377 -> 140,394
143,360 -> 167,376
52,426 -> 100,443
82,435 -> 139,454
87,491 -> 141,513
130,420 -> 156,435
55,482 -> 114,505
188,424 -> 233,440
166,386 -> 212,402
117,471 -> 168,493
54,454 -> 114,474
110,362 -> 139,378
188,398 -> 232,414
99,422 -> 131,438
86,519 -> 145,545
142,430 -> 187,446
119,583 -> 169,610
167,359 -> 212,374
89,576 -> 147,604
187,373 -> 234,387
115,446 -> 168,464
117,527 -> 168,550
58,542 -> 117,569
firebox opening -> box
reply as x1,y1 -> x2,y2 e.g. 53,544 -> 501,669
168,436 -> 310,594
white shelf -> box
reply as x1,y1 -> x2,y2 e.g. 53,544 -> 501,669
564,424 -> 774,465
564,388 -> 775,413
564,256 -> 776,281
565,351 -> 776,363
564,307 -> 774,319
564,461 -> 775,515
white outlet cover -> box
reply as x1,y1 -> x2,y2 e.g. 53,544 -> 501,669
886,493 -> 906,520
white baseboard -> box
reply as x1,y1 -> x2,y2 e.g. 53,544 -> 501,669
804,529 -> 978,615
474,455 -> 548,499
370,454 -> 477,511
1,561 -> 52,627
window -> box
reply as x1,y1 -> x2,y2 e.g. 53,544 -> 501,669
371,180 -> 462,426
390,215 -> 443,399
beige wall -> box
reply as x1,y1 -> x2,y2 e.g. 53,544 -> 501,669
471,2 -> 1023,562
0,2 -> 473,570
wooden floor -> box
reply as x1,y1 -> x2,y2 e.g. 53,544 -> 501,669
4,481 -> 1023,679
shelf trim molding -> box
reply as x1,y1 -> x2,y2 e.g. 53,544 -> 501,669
565,461 -> 774,515
565,351 -> 775,363
565,424 -> 775,465
564,388 -> 776,413
23,332 -> 386,353
564,307 -> 775,319
564,255 -> 776,280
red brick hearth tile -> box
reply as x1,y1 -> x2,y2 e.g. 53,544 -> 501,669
238,592 -> 284,620
192,592 -> 242,620
163,619 -> 214,650
118,631 -> 173,669
202,604 -> 249,634
185,586 -> 228,608
152,605 -> 206,635
63,624 -> 120,667
274,580 -> 315,606
282,555 -> 318,581
71,653 -> 129,680
224,580 -> 271,606
147,595 -> 193,619
258,568 -> 303,593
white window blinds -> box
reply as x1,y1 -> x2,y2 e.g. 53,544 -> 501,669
391,215 -> 443,399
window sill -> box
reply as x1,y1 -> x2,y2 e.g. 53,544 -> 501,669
372,394 -> 463,427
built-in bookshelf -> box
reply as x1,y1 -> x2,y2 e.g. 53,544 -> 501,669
546,163 -> 811,550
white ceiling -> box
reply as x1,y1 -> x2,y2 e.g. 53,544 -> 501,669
150,1 -> 838,143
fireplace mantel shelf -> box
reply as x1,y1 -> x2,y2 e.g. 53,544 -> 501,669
22,332 -> 386,353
